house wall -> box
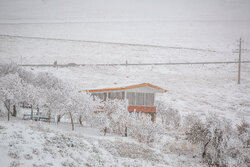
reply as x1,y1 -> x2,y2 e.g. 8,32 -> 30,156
91,91 -> 155,107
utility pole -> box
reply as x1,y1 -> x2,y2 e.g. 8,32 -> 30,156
238,38 -> 242,84
20,55 -> 23,67
7,99 -> 10,121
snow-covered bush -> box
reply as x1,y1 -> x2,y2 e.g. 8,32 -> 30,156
0,63 -> 18,77
185,118 -> 211,158
183,113 -> 201,129
128,115 -> 163,144
156,100 -> 181,128
186,114 -> 249,167
17,68 -> 35,84
237,120 -> 250,148
89,98 -> 163,144
32,72 -> 60,89
90,99 -> 129,135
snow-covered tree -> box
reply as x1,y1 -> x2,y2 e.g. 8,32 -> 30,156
0,73 -> 23,120
22,83 -> 45,108
186,114 -> 249,167
156,100 -> 181,128
32,72 -> 60,89
45,87 -> 67,124
60,83 -> 100,131
100,99 -> 130,135
77,92 -> 100,127
0,63 -> 64,121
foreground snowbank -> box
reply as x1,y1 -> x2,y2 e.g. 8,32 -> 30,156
0,118 -> 205,167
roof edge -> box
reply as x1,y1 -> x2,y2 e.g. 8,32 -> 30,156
80,83 -> 167,93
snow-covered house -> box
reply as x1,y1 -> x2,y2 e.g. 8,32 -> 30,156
84,83 -> 167,122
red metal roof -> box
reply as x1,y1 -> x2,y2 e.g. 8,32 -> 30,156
81,83 -> 167,93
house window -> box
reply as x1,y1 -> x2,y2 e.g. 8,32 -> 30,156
136,93 -> 144,105
108,92 -> 124,100
126,92 -> 136,105
127,92 -> 154,106
145,93 -> 154,106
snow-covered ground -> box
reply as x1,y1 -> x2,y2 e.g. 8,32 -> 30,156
24,64 -> 250,125
0,0 -> 250,166
0,117 -> 205,167
0,35 -> 243,64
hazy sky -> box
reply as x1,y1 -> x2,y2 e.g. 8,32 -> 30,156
0,0 -> 250,21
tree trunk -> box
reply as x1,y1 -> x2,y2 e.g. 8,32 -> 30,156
37,107 -> 40,121
125,126 -> 127,137
79,115 -> 83,126
69,112 -> 74,131
7,100 -> 10,121
31,105 -> 33,120
48,109 -> 51,124
104,127 -> 107,136
57,115 -> 61,124
12,105 -> 17,117
202,140 -> 210,159
4,99 -> 11,121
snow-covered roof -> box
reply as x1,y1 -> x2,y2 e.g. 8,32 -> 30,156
80,83 -> 167,93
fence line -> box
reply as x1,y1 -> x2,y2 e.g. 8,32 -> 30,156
20,61 -> 250,67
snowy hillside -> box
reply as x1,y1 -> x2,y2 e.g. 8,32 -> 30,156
25,64 -> 250,124
1,35 -> 245,65
0,118 -> 205,167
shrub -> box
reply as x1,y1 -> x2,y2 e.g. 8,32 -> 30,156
183,113 -> 201,129
156,100 -> 181,128
237,120 -> 250,148
95,99 -> 163,144
128,115 -> 163,144
186,114 -> 249,167
102,99 -> 130,136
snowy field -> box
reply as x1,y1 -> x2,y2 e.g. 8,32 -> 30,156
25,64 -> 250,124
1,35 -> 250,65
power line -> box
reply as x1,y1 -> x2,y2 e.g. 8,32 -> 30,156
19,61 -> 250,67
0,34 -> 217,52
